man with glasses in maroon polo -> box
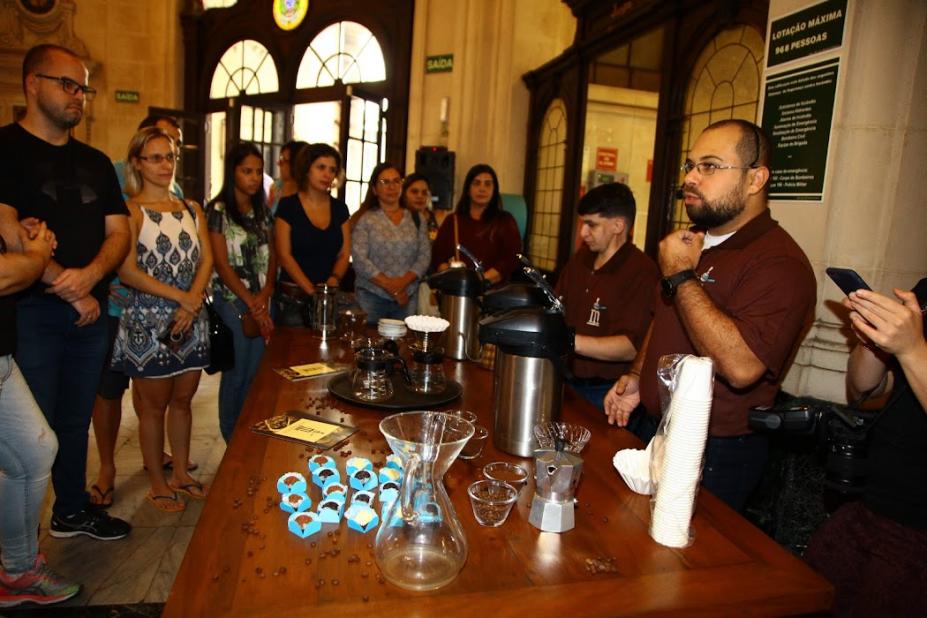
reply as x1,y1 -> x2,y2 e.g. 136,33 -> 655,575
604,119 -> 816,512
0,44 -> 131,541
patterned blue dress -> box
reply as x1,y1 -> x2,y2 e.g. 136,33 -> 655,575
112,205 -> 209,378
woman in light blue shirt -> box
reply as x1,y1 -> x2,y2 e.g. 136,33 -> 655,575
351,163 -> 431,324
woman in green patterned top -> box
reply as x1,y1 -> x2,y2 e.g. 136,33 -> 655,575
206,143 -> 276,442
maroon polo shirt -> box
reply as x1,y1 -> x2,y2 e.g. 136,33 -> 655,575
556,242 -> 659,380
639,209 -> 816,437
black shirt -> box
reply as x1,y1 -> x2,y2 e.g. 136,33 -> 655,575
275,194 -> 349,285
864,317 -> 927,530
0,123 -> 128,303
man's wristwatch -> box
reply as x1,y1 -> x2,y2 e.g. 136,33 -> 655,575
661,269 -> 698,298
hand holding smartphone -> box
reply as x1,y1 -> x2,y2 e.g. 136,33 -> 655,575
826,267 -> 871,296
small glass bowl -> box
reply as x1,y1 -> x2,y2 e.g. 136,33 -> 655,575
447,409 -> 478,425
533,422 -> 591,453
468,480 -> 518,527
457,424 -> 488,460
483,462 -> 529,492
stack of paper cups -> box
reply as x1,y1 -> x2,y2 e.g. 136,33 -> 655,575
649,355 -> 713,548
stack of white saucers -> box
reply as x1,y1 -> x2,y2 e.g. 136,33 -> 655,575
378,318 -> 407,339
649,355 -> 713,548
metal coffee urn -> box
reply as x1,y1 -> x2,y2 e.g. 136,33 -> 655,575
428,267 -> 483,360
480,307 -> 572,456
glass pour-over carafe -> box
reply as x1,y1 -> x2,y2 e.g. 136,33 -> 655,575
375,411 -> 474,591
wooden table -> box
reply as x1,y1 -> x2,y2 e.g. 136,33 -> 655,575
165,330 -> 832,616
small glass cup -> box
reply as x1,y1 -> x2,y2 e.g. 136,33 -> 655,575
457,424 -> 488,460
468,480 -> 518,527
483,462 -> 528,493
447,410 -> 478,424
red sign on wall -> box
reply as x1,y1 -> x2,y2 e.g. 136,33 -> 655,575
595,147 -> 618,171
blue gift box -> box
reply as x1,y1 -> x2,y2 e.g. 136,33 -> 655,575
287,511 -> 322,538
279,492 -> 312,514
345,503 -> 379,533
321,482 -> 347,503
351,490 -> 376,506
346,457 -> 373,476
414,492 -> 443,524
379,484 -> 399,506
385,454 -> 404,471
349,468 -> 378,491
277,472 -> 307,495
378,467 -> 402,485
307,454 -> 336,473
317,498 -> 345,523
312,466 -> 341,488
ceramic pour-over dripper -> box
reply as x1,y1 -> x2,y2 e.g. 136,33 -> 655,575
404,315 -> 450,352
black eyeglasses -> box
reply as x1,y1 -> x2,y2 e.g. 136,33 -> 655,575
34,74 -> 96,100
138,153 -> 179,165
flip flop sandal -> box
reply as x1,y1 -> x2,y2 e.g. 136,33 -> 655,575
170,481 -> 209,500
88,484 -> 114,510
146,491 -> 185,513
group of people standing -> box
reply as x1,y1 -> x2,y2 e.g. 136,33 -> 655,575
0,43 -> 525,609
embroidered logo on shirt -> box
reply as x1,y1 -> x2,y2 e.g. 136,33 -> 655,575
699,266 -> 716,284
587,298 -> 605,327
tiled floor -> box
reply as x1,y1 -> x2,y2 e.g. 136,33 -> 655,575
35,373 -> 225,608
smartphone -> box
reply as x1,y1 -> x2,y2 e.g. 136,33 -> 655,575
826,267 -> 872,296
913,277 -> 927,310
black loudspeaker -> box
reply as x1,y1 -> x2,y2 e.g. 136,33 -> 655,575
415,146 -> 455,211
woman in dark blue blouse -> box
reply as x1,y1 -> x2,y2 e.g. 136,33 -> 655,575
273,143 -> 350,326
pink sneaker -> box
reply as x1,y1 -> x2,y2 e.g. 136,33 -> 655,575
0,553 -> 80,607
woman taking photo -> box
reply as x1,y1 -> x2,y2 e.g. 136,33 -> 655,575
111,126 -> 213,512
206,142 -> 275,443
267,140 -> 307,215
430,163 -> 521,286
274,143 -> 350,326
352,163 -> 431,324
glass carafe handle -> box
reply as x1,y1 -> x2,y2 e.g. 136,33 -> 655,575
400,452 -> 421,521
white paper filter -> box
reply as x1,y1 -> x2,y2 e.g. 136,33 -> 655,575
649,355 -> 713,548
613,438 -> 655,495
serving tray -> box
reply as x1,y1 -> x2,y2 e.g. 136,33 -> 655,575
328,374 -> 462,410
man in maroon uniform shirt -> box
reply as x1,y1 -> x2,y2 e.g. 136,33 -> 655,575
605,119 -> 816,511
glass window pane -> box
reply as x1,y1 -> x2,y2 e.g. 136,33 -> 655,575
346,138 -> 363,182
364,100 -> 379,143
210,40 -> 279,99
345,180 -> 362,214
240,105 -> 254,141
294,101 -> 341,148
362,142 -> 378,180
297,21 -> 385,89
349,97 -> 365,140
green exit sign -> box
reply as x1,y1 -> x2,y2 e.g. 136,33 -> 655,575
426,54 -> 453,73
115,90 -> 140,103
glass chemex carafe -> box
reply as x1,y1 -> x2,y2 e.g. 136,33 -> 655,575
375,411 -> 473,591
351,346 -> 403,402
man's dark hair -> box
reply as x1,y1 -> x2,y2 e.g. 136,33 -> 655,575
138,114 -> 180,131
22,44 -> 79,92
577,182 -> 636,230
705,118 -> 770,169
293,143 -> 342,192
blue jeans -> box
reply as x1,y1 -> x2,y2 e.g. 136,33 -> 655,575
356,287 -> 418,325
214,296 -> 266,442
0,356 -> 58,574
15,295 -> 108,516
702,433 -> 769,512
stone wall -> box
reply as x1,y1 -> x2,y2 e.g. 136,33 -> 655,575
0,0 -> 184,160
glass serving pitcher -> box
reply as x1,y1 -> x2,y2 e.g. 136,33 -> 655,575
375,411 -> 474,591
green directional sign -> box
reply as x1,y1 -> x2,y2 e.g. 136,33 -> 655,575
115,90 -> 140,103
426,54 -> 453,73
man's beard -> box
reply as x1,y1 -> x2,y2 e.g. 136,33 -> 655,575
38,97 -> 83,130
685,184 -> 747,229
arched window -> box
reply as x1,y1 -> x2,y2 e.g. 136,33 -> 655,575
296,21 -> 385,88
528,98 -> 568,271
209,39 -> 280,99
673,25 -> 764,229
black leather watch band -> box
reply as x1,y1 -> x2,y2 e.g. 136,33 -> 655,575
661,269 -> 698,298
